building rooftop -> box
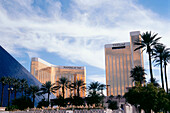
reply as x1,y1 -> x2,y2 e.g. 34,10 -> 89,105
31,57 -> 85,70
105,42 -> 130,48
130,31 -> 140,36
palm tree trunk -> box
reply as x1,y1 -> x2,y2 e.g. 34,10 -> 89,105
140,81 -> 142,86
160,60 -> 164,89
148,52 -> 154,83
14,89 -> 17,99
8,88 -> 10,108
101,90 -> 103,95
1,85 -> 4,106
48,91 -> 50,105
77,87 -> 80,97
24,89 -> 26,96
164,64 -> 168,93
62,86 -> 65,99
22,88 -> 23,96
33,94 -> 35,107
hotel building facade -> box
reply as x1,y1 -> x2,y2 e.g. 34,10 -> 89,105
105,31 -> 143,96
31,57 -> 86,98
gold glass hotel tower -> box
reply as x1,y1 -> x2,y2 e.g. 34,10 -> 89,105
31,57 -> 86,98
105,31 -> 143,96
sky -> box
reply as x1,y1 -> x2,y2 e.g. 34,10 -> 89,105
0,0 -> 170,90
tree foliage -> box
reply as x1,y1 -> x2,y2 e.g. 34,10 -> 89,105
70,80 -> 86,97
37,98 -> 49,108
70,96 -> 84,106
130,66 -> 146,85
12,96 -> 33,110
134,31 -> 161,83
124,83 -> 170,113
28,85 -> 39,107
54,77 -> 70,99
153,44 -> 166,89
108,100 -> 118,110
39,81 -> 55,105
51,95 -> 66,107
86,82 -> 103,107
0,76 -> 6,106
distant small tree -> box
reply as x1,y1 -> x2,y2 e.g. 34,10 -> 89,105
98,84 -> 106,107
108,100 -> 118,110
12,96 -> 33,110
162,46 -> 170,93
28,85 -> 39,107
37,98 -> 49,108
70,80 -> 86,97
39,81 -> 55,106
130,66 -> 146,85
20,79 -> 27,96
149,78 -> 160,87
0,77 -> 6,106
71,96 -> 84,106
153,43 -> 166,89
24,83 -> 29,97
125,83 -> 169,113
98,84 -> 106,95
87,82 -> 103,107
6,77 -> 14,107
134,31 -> 161,83
51,95 -> 66,107
86,92 -> 102,107
54,77 -> 70,99
12,78 -> 20,99
88,81 -> 100,93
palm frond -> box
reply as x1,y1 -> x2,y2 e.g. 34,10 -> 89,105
134,45 -> 145,51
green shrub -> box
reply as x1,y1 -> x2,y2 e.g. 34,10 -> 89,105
70,96 -> 85,106
12,96 -> 33,110
51,95 -> 66,107
108,101 -> 118,110
37,98 -> 49,108
5,105 -> 18,111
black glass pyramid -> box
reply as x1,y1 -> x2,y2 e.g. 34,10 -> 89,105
0,46 -> 55,106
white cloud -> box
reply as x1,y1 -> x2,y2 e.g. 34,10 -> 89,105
87,75 -> 106,84
26,51 -> 39,59
0,0 -> 170,86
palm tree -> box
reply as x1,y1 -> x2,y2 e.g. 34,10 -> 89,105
12,78 -> 20,99
116,95 -> 122,104
134,31 -> 161,83
153,44 -> 166,89
54,77 -> 70,99
40,81 -> 55,104
5,77 -> 13,107
20,79 -> 27,96
130,66 -> 146,85
24,83 -> 29,97
149,78 -> 160,87
0,77 -> 6,106
28,85 -> 39,107
88,81 -> 100,93
98,84 -> 106,95
162,47 -> 170,93
98,84 -> 106,107
87,82 -> 103,107
71,80 -> 86,97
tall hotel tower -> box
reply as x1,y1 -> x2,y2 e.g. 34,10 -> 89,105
31,58 -> 86,98
105,31 -> 143,96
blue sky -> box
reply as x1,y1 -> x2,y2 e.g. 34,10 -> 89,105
0,0 -> 169,88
